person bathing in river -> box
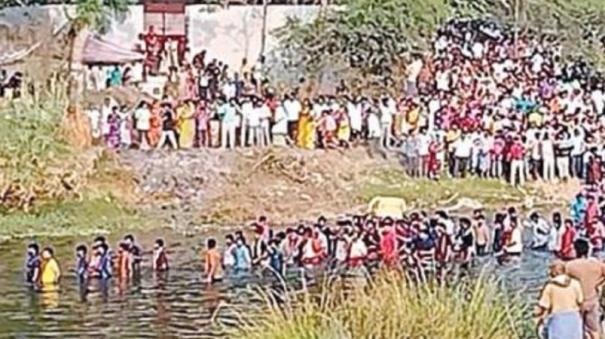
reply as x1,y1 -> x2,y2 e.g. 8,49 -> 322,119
558,219 -> 577,260
535,260 -> 583,339
233,236 -> 252,272
527,212 -> 551,250
203,238 -> 223,284
116,242 -> 132,280
91,243 -> 113,280
40,247 -> 61,286
24,243 -> 41,285
123,234 -> 142,274
500,219 -> 523,264
222,234 -> 236,272
152,239 -> 169,272
75,245 -> 89,283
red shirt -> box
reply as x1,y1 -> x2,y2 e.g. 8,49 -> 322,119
508,142 -> 525,160
559,227 -> 576,259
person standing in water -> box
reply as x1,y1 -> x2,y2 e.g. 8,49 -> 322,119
153,239 -> 169,272
91,243 -> 113,280
203,238 -> 223,284
233,236 -> 252,272
24,243 -> 41,285
75,245 -> 89,283
40,247 -> 61,286
123,234 -> 142,275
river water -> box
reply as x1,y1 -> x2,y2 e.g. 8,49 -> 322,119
0,229 -> 553,338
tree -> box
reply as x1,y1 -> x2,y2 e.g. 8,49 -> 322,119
64,0 -> 130,100
272,0 -> 605,93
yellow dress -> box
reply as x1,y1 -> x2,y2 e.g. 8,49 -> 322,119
41,258 -> 61,286
297,110 -> 315,150
177,103 -> 196,149
337,116 -> 351,142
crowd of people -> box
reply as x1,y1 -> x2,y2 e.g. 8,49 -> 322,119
82,19 -> 605,188
24,184 -> 605,333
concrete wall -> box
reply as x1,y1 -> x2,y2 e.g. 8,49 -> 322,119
0,5 -> 320,69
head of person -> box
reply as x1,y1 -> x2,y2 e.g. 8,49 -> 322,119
236,237 -> 244,247
318,216 -> 327,227
124,234 -> 134,247
530,212 -> 540,222
76,245 -> 87,258
225,234 -> 234,246
27,243 -> 39,257
96,243 -> 108,256
93,236 -> 106,249
574,238 -> 590,258
460,217 -> 471,229
155,239 -> 165,250
548,260 -> 566,278
41,247 -> 54,260
207,238 -> 216,250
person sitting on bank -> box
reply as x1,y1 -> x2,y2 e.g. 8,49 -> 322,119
535,260 -> 583,339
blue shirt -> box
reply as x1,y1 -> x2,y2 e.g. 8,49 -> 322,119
218,103 -> 238,125
233,245 -> 251,270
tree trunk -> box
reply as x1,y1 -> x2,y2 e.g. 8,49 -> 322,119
66,26 -> 77,103
259,0 -> 268,59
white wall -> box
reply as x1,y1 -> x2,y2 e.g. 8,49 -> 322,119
0,4 -> 320,69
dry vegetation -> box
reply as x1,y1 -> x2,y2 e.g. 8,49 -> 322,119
229,273 -> 531,339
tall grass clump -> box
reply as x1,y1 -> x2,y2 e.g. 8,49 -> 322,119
230,273 -> 530,339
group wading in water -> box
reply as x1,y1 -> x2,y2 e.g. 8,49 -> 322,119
22,184 -> 605,338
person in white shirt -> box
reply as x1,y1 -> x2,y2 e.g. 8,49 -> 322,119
453,134 -> 473,178
283,94 -> 301,143
416,128 -> 431,176
525,212 -> 551,249
239,97 -> 254,147
245,98 -> 262,147
346,96 -> 363,140
379,96 -> 396,150
570,128 -> 585,178
100,97 -> 116,140
541,132 -> 556,181
258,101 -> 272,147
85,104 -> 101,143
504,221 -> 523,256
133,101 -> 151,150
222,79 -> 237,100
272,102 -> 288,147
367,109 -> 385,159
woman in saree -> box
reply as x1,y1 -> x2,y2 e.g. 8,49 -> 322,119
105,106 -> 121,149
148,100 -> 163,147
176,100 -> 196,149
335,106 -> 351,148
296,99 -> 316,150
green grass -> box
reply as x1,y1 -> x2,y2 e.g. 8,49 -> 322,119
357,168 -> 543,210
230,273 -> 532,339
0,193 -> 151,240
0,97 -> 155,239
